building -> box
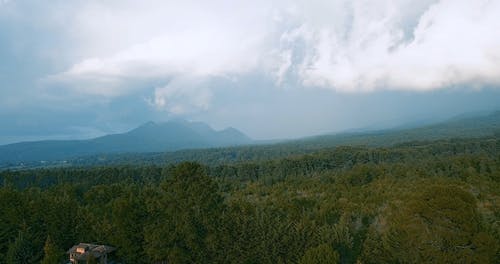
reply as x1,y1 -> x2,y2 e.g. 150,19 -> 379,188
67,243 -> 116,264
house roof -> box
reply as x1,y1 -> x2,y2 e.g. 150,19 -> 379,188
67,243 -> 116,260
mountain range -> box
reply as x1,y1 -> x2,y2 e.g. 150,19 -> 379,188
1,111 -> 500,168
0,120 -> 252,164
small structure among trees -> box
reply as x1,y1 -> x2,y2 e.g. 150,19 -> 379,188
67,243 -> 115,264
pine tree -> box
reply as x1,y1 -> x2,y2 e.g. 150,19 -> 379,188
41,235 -> 63,264
6,231 -> 37,264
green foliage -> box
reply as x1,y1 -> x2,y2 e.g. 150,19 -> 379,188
0,136 -> 499,263
6,231 -> 39,264
116,199 -> 145,261
144,162 -> 224,263
299,244 -> 340,264
41,235 -> 64,264
361,184 -> 499,263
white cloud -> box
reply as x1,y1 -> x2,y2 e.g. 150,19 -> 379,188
52,0 -> 274,98
147,78 -> 212,114
49,0 -> 500,101
285,0 -> 500,91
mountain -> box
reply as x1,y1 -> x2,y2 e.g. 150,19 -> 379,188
0,120 -> 253,164
290,110 -> 500,148
65,110 -> 500,168
2,111 -> 499,169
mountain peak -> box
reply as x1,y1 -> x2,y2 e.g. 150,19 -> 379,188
0,120 -> 254,163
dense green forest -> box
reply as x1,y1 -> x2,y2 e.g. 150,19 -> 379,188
0,136 -> 499,263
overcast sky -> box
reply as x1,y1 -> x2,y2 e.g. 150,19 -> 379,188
1,0 -> 500,144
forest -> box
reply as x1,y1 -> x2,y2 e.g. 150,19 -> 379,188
0,135 -> 499,263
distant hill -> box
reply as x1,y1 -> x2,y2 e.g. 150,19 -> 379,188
65,110 -> 500,168
0,120 -> 253,164
286,110 -> 500,149
1,111 -> 499,169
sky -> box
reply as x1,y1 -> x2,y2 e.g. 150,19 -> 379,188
1,0 -> 500,144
